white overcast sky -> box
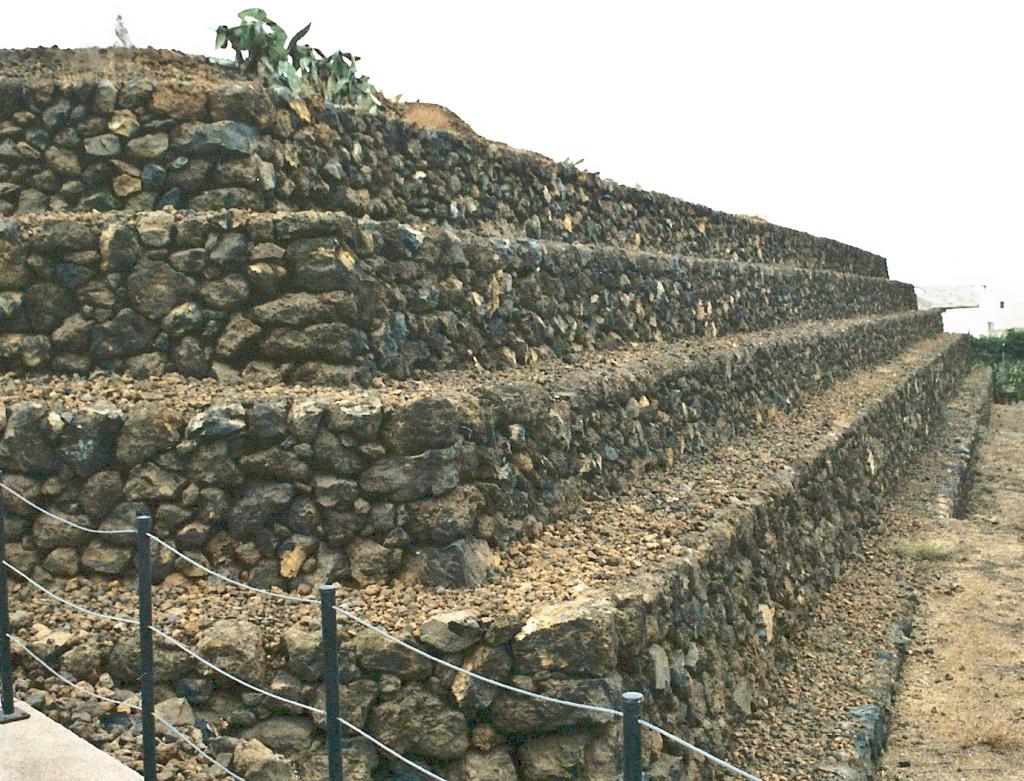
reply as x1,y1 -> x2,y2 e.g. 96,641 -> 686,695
3,1 -> 1022,296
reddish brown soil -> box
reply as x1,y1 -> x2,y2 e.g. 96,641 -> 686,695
397,102 -> 479,138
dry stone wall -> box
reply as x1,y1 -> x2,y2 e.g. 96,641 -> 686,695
0,210 -> 915,382
6,333 -> 971,781
602,335 -> 972,779
0,78 -> 889,276
0,310 -> 942,592
0,51 -> 968,781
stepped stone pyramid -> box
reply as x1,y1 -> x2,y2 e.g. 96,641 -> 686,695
0,48 -> 980,780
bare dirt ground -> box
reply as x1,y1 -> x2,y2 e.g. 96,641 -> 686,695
0,47 -> 253,87
881,403 -> 1024,780
729,369 -> 990,780
396,101 -> 480,138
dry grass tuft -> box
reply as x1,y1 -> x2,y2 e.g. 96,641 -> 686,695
894,539 -> 957,561
961,723 -> 1023,753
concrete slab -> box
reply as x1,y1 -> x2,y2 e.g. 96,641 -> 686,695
0,700 -> 141,781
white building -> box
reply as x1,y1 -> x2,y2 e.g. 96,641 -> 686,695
916,285 -> 1024,336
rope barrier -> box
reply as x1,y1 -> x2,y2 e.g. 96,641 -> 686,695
144,534 -> 620,718
151,627 -> 451,781
146,535 -> 616,714
332,715 -> 450,781
0,483 -> 134,535
146,535 -> 318,606
8,633 -> 245,781
640,719 -> 763,781
0,482 -> 763,781
333,602 -> 624,719
3,560 -> 138,627
152,628 -> 324,716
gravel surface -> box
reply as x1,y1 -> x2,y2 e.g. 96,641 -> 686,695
6,337 -> 956,636
0,309 -> 929,412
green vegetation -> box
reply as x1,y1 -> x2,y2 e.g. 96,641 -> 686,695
894,539 -> 956,561
216,8 -> 382,113
971,329 -> 1024,402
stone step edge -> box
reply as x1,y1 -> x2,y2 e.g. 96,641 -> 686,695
0,309 -> 942,425
499,334 -> 970,771
814,368 -> 993,780
0,336 -> 972,781
0,309 -> 941,507
816,603 -> 917,781
619,333 -> 969,609
934,366 -> 992,520
0,207 -> 916,382
0,75 -> 888,277
0,207 -> 903,284
0,310 -> 942,591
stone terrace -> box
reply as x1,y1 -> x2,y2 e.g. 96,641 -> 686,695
0,48 -> 980,781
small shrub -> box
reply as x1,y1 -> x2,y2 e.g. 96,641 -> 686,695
216,8 -> 382,113
993,360 -> 1024,403
971,330 -> 1024,402
962,722 -> 1021,752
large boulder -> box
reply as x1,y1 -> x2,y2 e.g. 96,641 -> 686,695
231,739 -> 296,781
80,471 -> 124,519
80,542 -> 132,575
57,402 -> 125,476
108,634 -> 191,684
154,697 -> 195,731
352,629 -> 431,680
242,716 -> 315,755
250,292 -> 356,328
347,539 -> 400,586
186,403 -> 247,439
123,463 -> 184,501
99,223 -> 141,268
488,676 -> 620,733
90,310 -> 159,359
517,733 -> 588,780
197,619 -> 266,683
173,121 -> 259,156
512,597 -> 620,676
229,482 -> 294,537
406,486 -> 484,545
116,404 -> 184,466
216,314 -> 262,359
382,396 -> 462,454
448,749 -> 518,781
419,610 -> 483,654
0,402 -> 58,473
358,445 -> 461,502
282,625 -> 321,682
126,260 -> 195,318
451,644 -> 511,711
368,685 -> 469,760
411,538 -> 496,588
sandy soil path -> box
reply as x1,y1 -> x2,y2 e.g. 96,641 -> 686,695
881,403 -> 1024,780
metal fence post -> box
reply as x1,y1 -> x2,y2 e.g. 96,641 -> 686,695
320,585 -> 344,781
0,475 -> 28,724
136,515 -> 157,781
622,691 -> 644,781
